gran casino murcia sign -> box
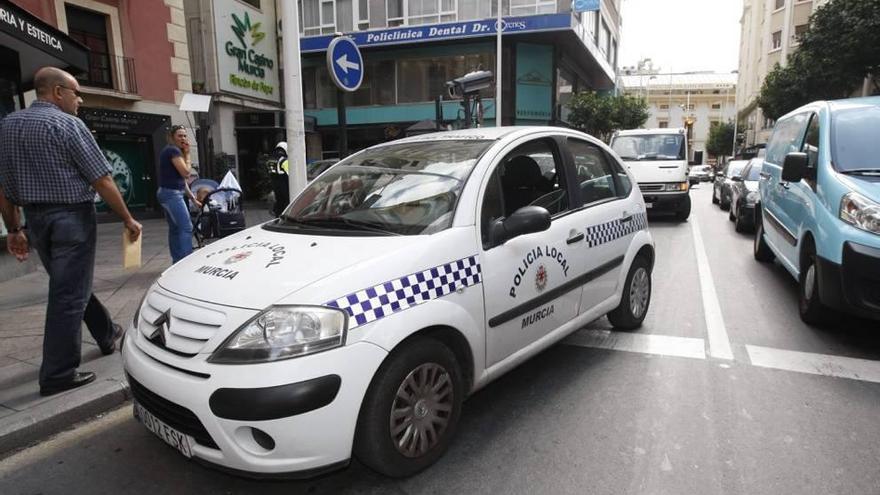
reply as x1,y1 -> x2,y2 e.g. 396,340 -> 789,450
213,0 -> 280,103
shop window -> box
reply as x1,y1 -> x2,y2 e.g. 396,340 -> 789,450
557,68 -> 574,121
771,31 -> 782,50
303,66 -> 317,109
66,5 -> 112,88
397,52 -> 494,103
352,60 -> 396,106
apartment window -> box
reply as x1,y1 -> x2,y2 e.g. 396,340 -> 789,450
460,0 -> 496,20
774,0 -> 785,9
659,104 -> 669,110
241,0 -> 261,8
301,0 -> 337,35
66,5 -> 112,88
598,20 -> 609,56
509,0 -> 555,16
388,0 -> 457,26
793,24 -> 808,43
711,103 -> 722,110
358,0 -> 369,29
771,31 -> 782,50
658,121 -> 668,128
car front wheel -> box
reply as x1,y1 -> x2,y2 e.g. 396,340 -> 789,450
607,255 -> 652,330
799,243 -> 831,325
754,212 -> 775,262
354,338 -> 464,478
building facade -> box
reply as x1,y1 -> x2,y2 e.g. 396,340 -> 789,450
736,0 -> 827,148
183,0 -> 623,198
1,0 -> 194,215
620,72 -> 737,164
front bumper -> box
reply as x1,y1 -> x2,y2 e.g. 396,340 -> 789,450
816,241 -> 880,321
122,329 -> 387,477
640,191 -> 689,212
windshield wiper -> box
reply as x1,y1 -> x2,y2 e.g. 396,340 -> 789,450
841,169 -> 880,176
294,217 -> 399,235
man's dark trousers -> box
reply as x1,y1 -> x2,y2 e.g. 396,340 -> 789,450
25,203 -> 115,387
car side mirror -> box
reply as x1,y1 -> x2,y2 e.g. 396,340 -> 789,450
782,152 -> 808,183
731,176 -> 743,182
490,206 -> 551,246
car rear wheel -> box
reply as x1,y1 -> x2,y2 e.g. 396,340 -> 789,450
734,205 -> 748,233
607,256 -> 652,330
799,243 -> 831,326
753,212 -> 774,262
354,338 -> 463,478
712,189 -> 719,204
728,204 -> 736,222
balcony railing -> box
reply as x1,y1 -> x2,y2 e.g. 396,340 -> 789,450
76,53 -> 138,95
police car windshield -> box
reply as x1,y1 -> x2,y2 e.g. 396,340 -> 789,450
281,140 -> 493,235
611,134 -> 685,161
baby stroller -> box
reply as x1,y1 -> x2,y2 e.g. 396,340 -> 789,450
189,177 -> 246,248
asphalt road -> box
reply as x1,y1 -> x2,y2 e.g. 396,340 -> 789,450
2,186 -> 879,495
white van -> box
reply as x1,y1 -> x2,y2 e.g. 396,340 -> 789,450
123,126 -> 654,479
610,128 -> 691,221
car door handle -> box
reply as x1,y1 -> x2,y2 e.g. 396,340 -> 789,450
778,182 -> 790,190
759,172 -> 771,179
566,232 -> 585,244
620,215 -> 633,224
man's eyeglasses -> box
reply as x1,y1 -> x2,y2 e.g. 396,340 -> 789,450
57,85 -> 83,98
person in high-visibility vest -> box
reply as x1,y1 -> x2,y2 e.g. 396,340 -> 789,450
267,141 -> 289,216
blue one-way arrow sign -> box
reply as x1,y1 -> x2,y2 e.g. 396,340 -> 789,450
327,36 -> 364,92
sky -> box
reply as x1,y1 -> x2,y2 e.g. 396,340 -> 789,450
618,0 -> 743,74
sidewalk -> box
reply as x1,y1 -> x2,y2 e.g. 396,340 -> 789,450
0,203 -> 273,455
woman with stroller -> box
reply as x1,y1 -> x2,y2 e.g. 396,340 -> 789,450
157,125 -> 201,263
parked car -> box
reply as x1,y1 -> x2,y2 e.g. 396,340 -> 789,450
729,158 -> 763,232
754,97 -> 880,324
610,128 -> 691,221
688,165 -> 712,184
712,159 -> 749,210
123,127 -> 655,478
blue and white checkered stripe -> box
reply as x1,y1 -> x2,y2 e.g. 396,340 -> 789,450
585,212 -> 648,248
325,255 -> 482,329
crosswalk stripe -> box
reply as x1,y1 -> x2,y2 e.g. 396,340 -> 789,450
563,329 -> 707,360
746,345 -> 880,384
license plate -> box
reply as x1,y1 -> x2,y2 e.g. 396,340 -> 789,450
645,202 -> 653,209
134,400 -> 194,458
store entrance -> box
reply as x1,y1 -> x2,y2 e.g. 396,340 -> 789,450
0,46 -> 22,119
235,128 -> 286,201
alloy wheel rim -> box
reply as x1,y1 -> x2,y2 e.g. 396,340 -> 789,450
390,362 -> 453,458
629,267 -> 650,319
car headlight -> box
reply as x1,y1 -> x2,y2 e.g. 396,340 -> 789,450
746,191 -> 760,204
839,192 -> 880,235
665,182 -> 689,192
208,305 -> 348,364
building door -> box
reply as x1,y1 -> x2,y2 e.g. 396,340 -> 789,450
95,134 -> 153,210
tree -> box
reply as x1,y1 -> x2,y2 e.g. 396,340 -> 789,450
757,0 -> 880,119
567,91 -> 649,142
706,122 -> 735,158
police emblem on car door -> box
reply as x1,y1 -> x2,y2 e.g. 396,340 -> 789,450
479,138 -> 583,367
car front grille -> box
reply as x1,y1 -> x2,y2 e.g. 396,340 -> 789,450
138,290 -> 226,357
128,374 -> 219,449
639,184 -> 665,192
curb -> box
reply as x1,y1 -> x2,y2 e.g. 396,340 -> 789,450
0,374 -> 131,457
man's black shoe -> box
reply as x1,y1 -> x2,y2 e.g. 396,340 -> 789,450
39,372 -> 97,397
100,323 -> 125,356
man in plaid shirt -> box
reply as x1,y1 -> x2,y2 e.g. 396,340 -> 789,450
0,67 -> 143,396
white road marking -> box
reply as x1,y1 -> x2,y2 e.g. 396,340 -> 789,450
690,215 -> 734,360
564,329 -> 707,360
746,345 -> 880,384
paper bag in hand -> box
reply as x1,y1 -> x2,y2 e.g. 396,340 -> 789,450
123,229 -> 142,269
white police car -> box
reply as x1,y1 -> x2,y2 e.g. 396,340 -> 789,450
123,127 -> 654,478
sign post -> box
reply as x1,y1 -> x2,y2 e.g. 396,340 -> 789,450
280,0 -> 308,199
327,37 -> 364,159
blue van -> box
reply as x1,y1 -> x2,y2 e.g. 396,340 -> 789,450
754,97 -> 880,324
